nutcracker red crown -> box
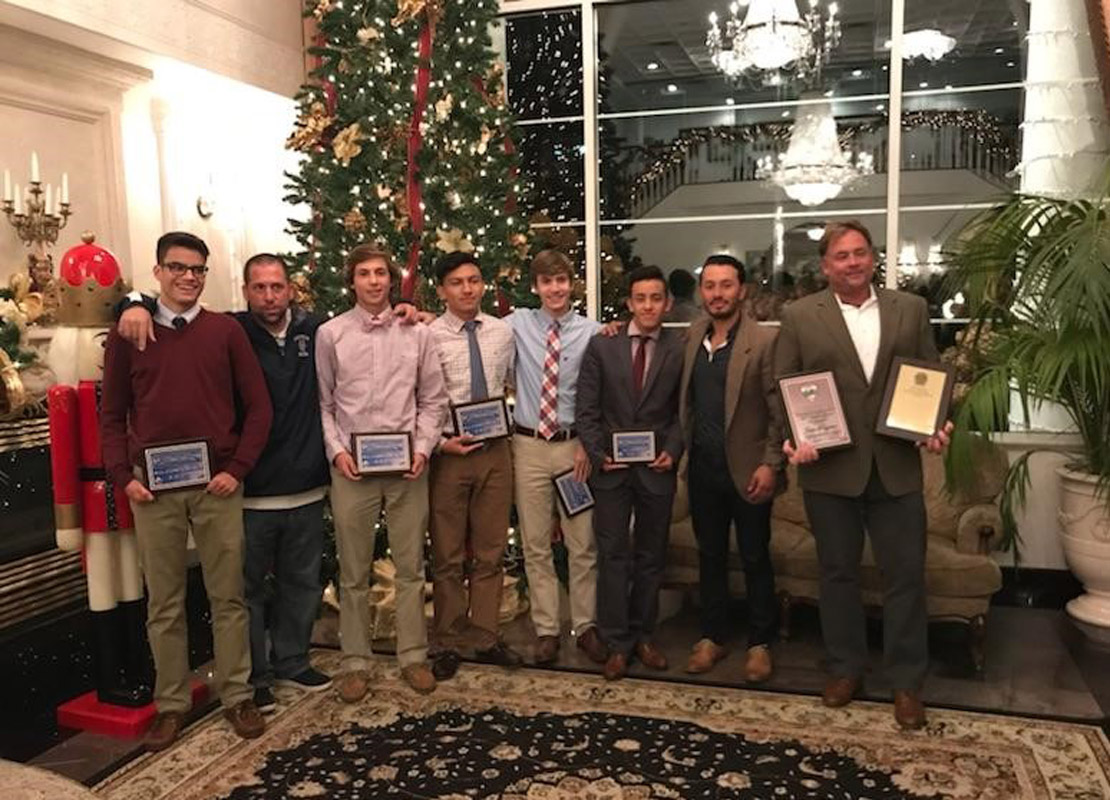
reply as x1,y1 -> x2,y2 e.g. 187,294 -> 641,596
57,232 -> 127,327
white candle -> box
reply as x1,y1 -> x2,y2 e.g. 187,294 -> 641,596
61,173 -> 69,204
45,184 -> 52,216
3,170 -> 9,201
30,152 -> 39,183
13,183 -> 22,215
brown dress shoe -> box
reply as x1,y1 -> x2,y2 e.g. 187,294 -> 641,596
893,690 -> 926,730
534,635 -> 560,664
634,641 -> 668,670
576,627 -> 609,664
401,663 -> 437,695
144,711 -> 184,752
685,638 -> 726,674
743,645 -> 773,683
603,652 -> 628,681
336,671 -> 370,704
822,676 -> 861,708
223,699 -> 265,739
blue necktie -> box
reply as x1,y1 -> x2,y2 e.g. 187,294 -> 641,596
463,319 -> 489,401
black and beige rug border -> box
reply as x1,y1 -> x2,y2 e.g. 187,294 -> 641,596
94,650 -> 1110,799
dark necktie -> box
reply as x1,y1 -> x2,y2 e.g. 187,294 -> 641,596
172,316 -> 186,330
632,335 -> 647,393
462,319 -> 489,402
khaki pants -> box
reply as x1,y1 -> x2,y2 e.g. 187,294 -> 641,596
511,434 -> 597,636
429,439 -> 512,651
131,486 -> 251,713
330,466 -> 429,671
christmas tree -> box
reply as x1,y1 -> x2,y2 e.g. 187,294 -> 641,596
284,0 -> 531,314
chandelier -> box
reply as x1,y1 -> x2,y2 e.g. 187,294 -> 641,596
706,0 -> 841,87
899,29 -> 956,62
756,98 -> 874,206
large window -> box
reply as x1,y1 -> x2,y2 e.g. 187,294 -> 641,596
500,0 -> 1070,331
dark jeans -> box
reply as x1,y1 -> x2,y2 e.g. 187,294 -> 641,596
593,471 -> 674,655
243,500 -> 325,687
688,462 -> 776,647
802,465 -> 928,690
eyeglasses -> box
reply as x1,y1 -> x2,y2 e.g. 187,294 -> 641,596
161,262 -> 209,277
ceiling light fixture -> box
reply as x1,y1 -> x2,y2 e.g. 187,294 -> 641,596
900,28 -> 956,61
647,61 -> 660,71
706,0 -> 841,87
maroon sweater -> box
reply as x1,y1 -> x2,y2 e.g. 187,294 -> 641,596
101,308 -> 273,490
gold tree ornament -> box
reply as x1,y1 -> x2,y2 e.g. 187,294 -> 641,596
332,122 -> 364,166
356,26 -> 381,44
289,273 -> 315,312
312,0 -> 333,21
375,184 -> 394,200
476,125 -> 493,155
435,227 -> 475,253
510,232 -> 529,258
343,207 -> 367,233
392,0 -> 441,28
434,94 -> 454,122
287,102 -> 335,152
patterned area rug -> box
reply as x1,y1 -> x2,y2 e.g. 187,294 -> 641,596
94,651 -> 1110,799
0,758 -> 98,799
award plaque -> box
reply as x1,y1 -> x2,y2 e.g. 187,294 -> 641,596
778,371 -> 852,451
876,357 -> 955,442
452,396 -> 511,441
552,468 -> 595,517
611,430 -> 657,464
142,440 -> 212,493
351,432 -> 413,474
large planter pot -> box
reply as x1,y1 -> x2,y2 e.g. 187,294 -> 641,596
1056,466 -> 1110,626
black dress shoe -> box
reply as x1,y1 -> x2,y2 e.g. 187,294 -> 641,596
474,641 -> 524,669
431,651 -> 461,681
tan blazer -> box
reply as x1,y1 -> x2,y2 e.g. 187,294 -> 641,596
679,313 -> 785,500
774,287 -> 938,498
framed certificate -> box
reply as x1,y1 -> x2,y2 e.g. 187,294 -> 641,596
452,396 -> 510,441
778,370 -> 852,451
612,430 -> 657,463
351,432 -> 413,474
552,468 -> 595,517
142,440 -> 212,493
876,357 -> 955,442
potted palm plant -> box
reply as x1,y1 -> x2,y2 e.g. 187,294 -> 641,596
945,169 -> 1110,627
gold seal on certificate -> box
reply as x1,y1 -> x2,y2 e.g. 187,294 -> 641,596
611,430 -> 657,463
778,371 -> 852,451
351,432 -> 413,474
452,396 -> 510,441
142,440 -> 212,493
553,468 -> 595,517
876,357 -> 955,442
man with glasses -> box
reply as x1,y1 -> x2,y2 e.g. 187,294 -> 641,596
102,232 -> 273,750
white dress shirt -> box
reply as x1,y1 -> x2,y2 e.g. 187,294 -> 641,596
154,299 -> 201,329
834,286 -> 880,383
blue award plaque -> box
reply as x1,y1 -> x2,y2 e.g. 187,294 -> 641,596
612,430 -> 657,464
142,440 -> 212,493
552,468 -> 595,517
452,397 -> 510,441
351,432 -> 413,475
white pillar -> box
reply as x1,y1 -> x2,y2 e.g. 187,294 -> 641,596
1020,0 -> 1110,198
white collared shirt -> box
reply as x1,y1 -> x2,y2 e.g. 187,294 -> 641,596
834,286 -> 880,383
154,299 -> 201,329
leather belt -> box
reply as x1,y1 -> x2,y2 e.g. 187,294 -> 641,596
513,424 -> 577,442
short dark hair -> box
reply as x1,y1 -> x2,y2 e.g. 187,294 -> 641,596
242,253 -> 289,286
157,231 -> 209,264
344,244 -> 400,290
668,268 -> 696,299
819,220 -> 874,258
626,265 -> 668,296
700,254 -> 745,284
435,251 -> 481,284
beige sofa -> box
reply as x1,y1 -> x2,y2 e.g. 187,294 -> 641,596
665,444 -> 1008,670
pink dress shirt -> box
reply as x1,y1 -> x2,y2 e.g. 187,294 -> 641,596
315,305 -> 448,461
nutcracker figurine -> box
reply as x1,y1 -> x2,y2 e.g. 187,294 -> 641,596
48,232 -> 151,708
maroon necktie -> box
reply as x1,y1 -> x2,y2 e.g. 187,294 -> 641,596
632,335 -> 647,393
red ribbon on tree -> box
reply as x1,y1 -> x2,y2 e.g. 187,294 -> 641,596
401,21 -> 435,300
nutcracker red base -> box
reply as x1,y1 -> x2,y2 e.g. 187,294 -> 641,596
57,680 -> 209,739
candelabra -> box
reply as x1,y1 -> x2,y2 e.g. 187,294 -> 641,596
2,153 -> 71,322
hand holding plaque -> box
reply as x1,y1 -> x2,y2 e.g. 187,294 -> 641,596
452,397 -> 510,442
778,371 -> 852,452
142,440 -> 212,493
351,432 -> 413,475
553,468 -> 595,517
611,431 -> 656,464
876,358 -> 955,443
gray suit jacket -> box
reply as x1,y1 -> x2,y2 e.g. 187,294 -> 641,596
575,327 -> 685,494
679,313 -> 785,500
774,287 -> 938,498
